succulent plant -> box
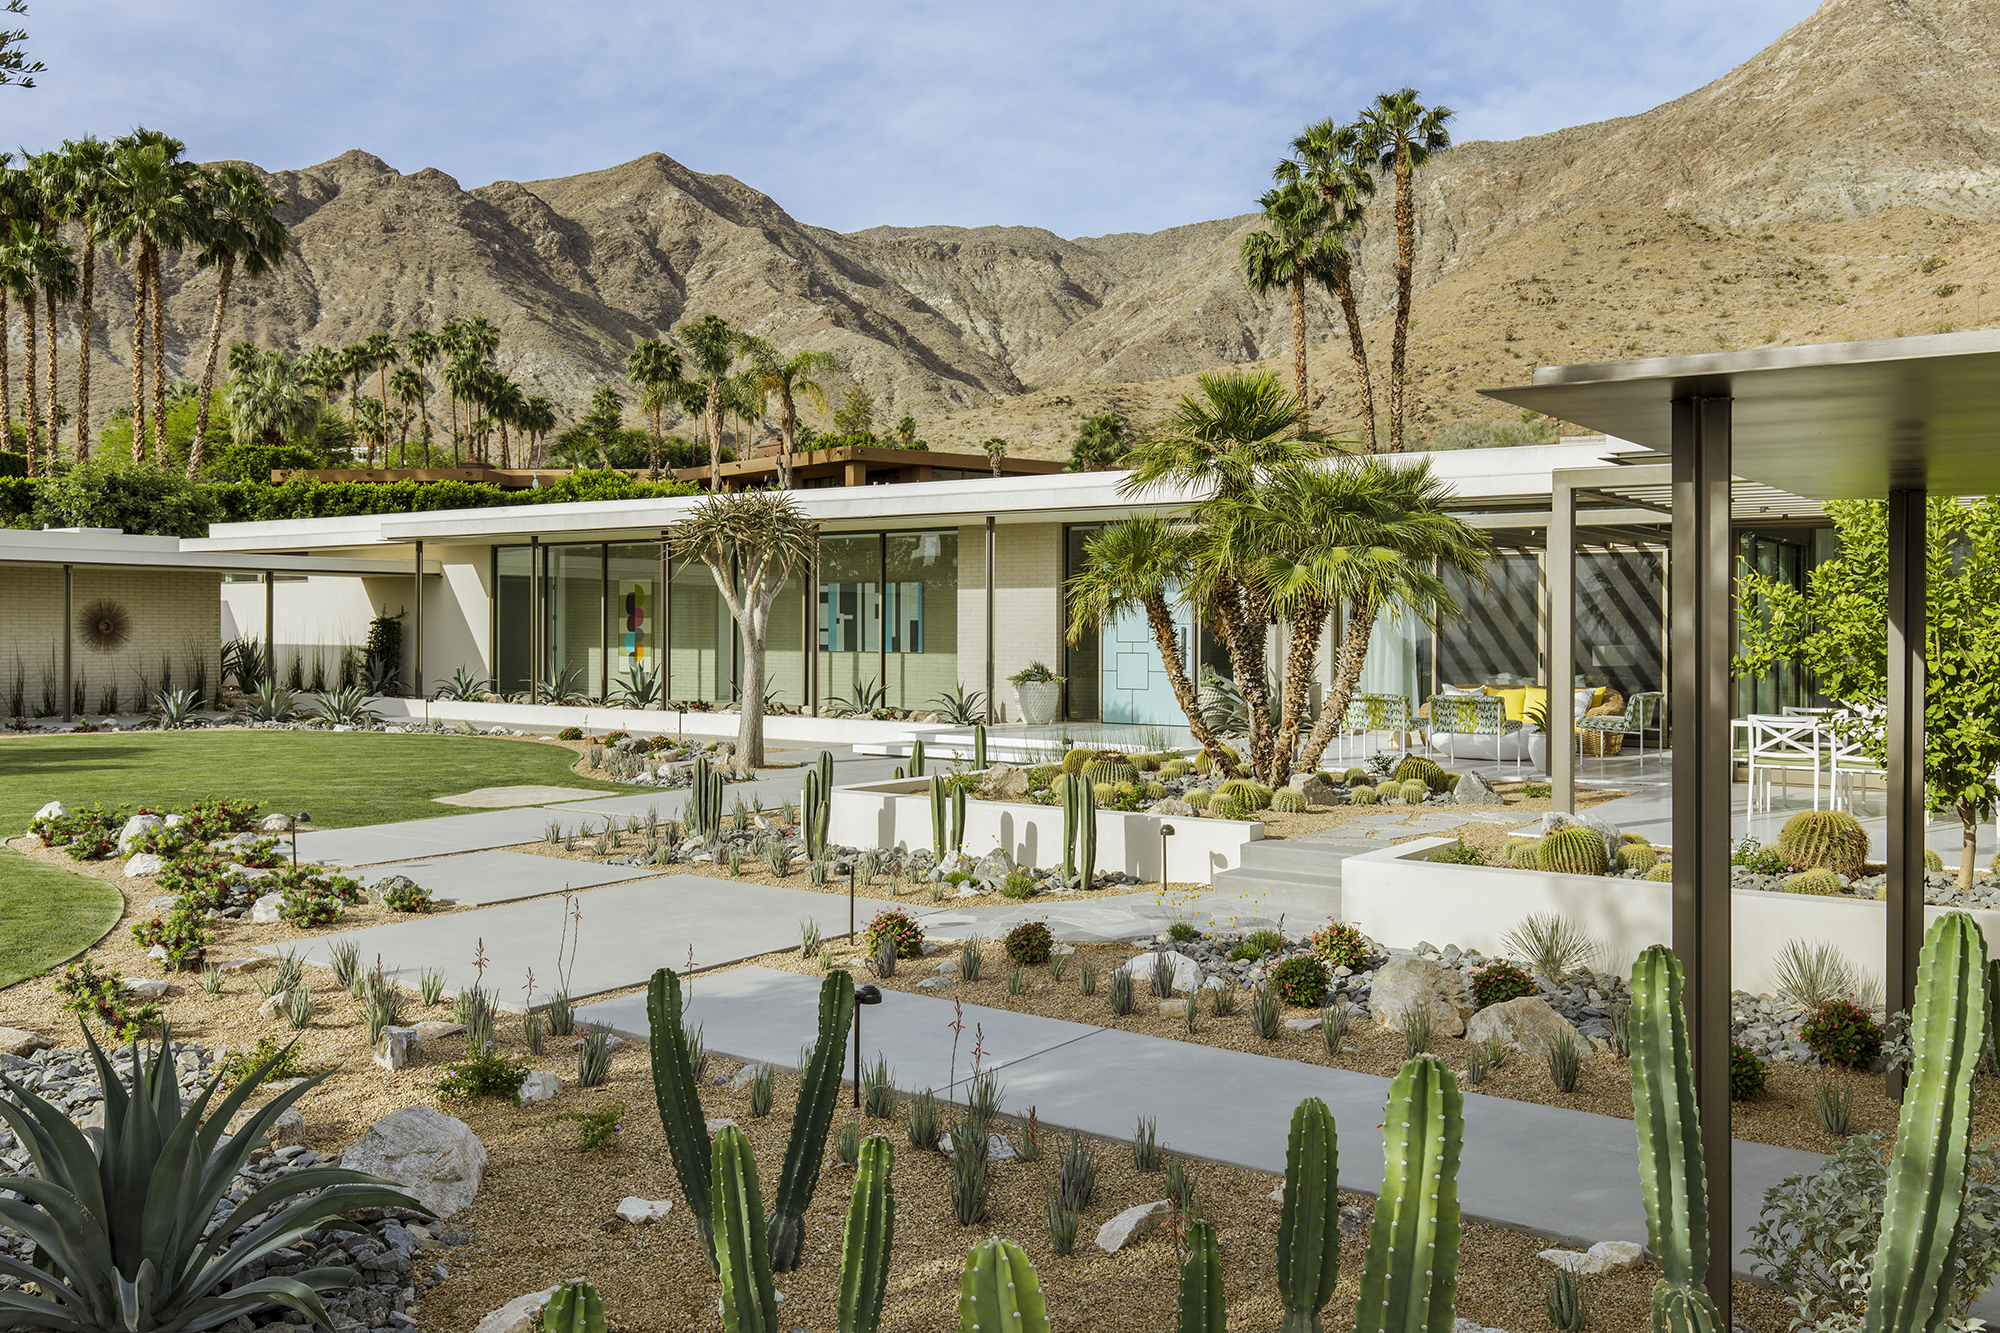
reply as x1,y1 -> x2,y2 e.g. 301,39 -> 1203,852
1083,760 -> 1138,786
1348,785 -> 1379,805
1777,808 -> 1869,878
543,1280 -> 606,1333
1061,747 -> 1094,774
1398,779 -> 1430,805
1184,787 -> 1212,810
1924,848 -> 1945,871
958,1239 -> 1049,1333
1617,843 -> 1660,873
1146,781 -> 1168,800
1210,795 -> 1245,821
837,1136 -> 896,1333
1645,860 -> 1674,882
1622,832 -> 1651,846
1215,778 -> 1273,810
1271,787 -> 1309,814
1783,867 -> 1845,896
712,1125 -> 780,1333
1392,756 -> 1449,791
1536,825 -> 1610,876
1343,767 -> 1370,786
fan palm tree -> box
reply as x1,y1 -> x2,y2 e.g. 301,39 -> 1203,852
105,129 -> 199,465
489,374 -> 525,468
24,148 -> 72,457
34,227 -> 77,459
55,135 -> 111,458
1240,181 -> 1343,432
226,347 -> 319,447
1275,119 -> 1379,452
1354,89 -> 1453,453
187,166 -> 289,475
354,395 -> 389,466
625,337 -> 685,477
0,153 -> 19,434
745,339 -> 838,489
441,350 -> 484,464
338,342 -> 374,424
400,326 -> 439,455
519,395 -> 556,467
0,219 -> 74,473
667,491 -> 818,766
676,312 -> 744,491
361,331 -> 398,427
389,364 -> 428,461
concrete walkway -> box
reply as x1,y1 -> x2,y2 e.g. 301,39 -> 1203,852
352,849 -> 663,906
574,966 -> 1992,1310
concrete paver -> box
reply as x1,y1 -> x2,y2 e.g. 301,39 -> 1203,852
431,785 -> 610,807
353,849 -> 660,906
290,808 -> 604,866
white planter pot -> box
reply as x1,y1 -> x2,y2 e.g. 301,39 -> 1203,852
1529,732 -> 1549,774
1013,680 -> 1062,726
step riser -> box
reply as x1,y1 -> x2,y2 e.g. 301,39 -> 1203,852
1238,841 -> 1367,873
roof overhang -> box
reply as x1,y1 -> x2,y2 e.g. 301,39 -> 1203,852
0,529 -> 439,576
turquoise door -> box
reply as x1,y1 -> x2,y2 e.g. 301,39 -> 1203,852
1101,601 -> 1190,724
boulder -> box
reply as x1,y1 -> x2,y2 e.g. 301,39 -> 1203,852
472,1284 -> 564,1333
1094,1200 -> 1170,1253
33,800 -> 64,821
117,814 -> 163,855
517,1071 -> 561,1104
1463,996 -> 1575,1057
1125,951 -> 1200,995
1369,957 -> 1474,1037
615,1197 -> 673,1224
1453,771 -> 1502,805
341,1106 -> 487,1219
217,956 -> 268,973
1148,798 -> 1195,817
1538,810 -> 1621,857
121,977 -> 170,1000
971,847 -> 1017,890
982,763 -> 1031,799
375,1026 -> 421,1072
373,874 -> 420,904
0,1027 -> 51,1058
225,1103 -> 305,1145
728,1063 -> 772,1091
938,1131 -> 1017,1162
917,976 -> 955,990
410,1020 -> 467,1045
260,813 -> 297,834
162,814 -> 185,829
249,893 -> 286,924
1538,1240 -> 1646,1274
124,853 -> 166,878
1284,1015 -> 1324,1032
1291,774 -> 1338,807
228,864 -> 272,881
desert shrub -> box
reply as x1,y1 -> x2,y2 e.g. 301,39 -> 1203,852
1732,839 -> 1794,875
1469,958 -> 1536,1010
279,888 -> 345,927
158,852 -> 241,909
178,797 -> 265,838
864,907 -> 925,959
999,872 -> 1036,900
1268,954 -> 1329,1007
380,877 -> 434,913
1731,1040 -> 1768,1100
51,959 -> 159,1041
217,1033 -> 329,1089
1304,920 -> 1369,969
1431,840 -> 1488,865
130,901 -> 211,971
436,1047 -> 533,1103
1004,921 -> 1054,965
558,726 -> 584,741
1800,997 -> 1883,1069
268,863 -> 365,904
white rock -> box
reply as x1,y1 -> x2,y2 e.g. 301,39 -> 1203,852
217,956 -> 268,973
935,960 -> 960,976
728,1063 -> 771,1091
1095,1200 -> 1170,1253
257,993 -> 287,1020
117,813 -> 163,855
937,1131 -> 1016,1161
1453,771 -> 1502,805
615,1197 -> 673,1224
341,1106 -> 487,1219
375,1026 -> 420,1072
0,1026 -> 51,1057
471,1284 -> 564,1333
146,895 -> 181,910
121,977 -> 170,1000
1157,1000 -> 1185,1016
517,1071 -> 561,1104
410,1020 -> 467,1044
917,976 -> 955,990
260,813 -> 298,833
1463,996 -> 1576,1057
1538,1239 -> 1646,1274
124,853 -> 167,878
33,800 -> 64,821
1284,1015 -> 1324,1032
229,864 -> 273,882
1369,957 -> 1474,1038
705,1118 -> 739,1134
1538,810 -> 1621,858
569,1033 -> 623,1051
1201,975 -> 1225,990
146,945 -> 168,962
249,893 -> 286,924
163,813 -> 186,829
1125,951 -> 1200,995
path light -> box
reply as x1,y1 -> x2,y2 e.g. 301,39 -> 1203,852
852,983 -> 883,1109
1159,822 -> 1175,889
848,860 -> 857,944
288,812 -> 311,865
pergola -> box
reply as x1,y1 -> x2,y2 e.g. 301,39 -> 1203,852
1484,328 -> 2000,1313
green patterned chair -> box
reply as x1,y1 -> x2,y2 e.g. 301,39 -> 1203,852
1577,690 -> 1665,759
1425,694 -> 1525,773
1338,693 -> 1413,761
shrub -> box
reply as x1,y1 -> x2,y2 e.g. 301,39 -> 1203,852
179,797 -> 265,837
436,1046 -> 534,1103
268,863 -> 366,904
1470,959 -> 1537,1009
1004,920 -> 1054,965
1730,1040 -> 1769,1100
1431,839 -> 1488,866
1304,920 -> 1369,969
130,822 -> 201,861
218,1033 -> 329,1089
1392,756 -> 1448,791
1732,840 -> 1794,875
1778,809 -> 1869,879
999,872 -> 1036,900
158,852 -> 241,909
558,725 -> 584,741
279,888 -> 345,927
1167,921 -> 1199,942
380,877 -> 434,913
864,907 -> 925,959
51,959 -> 160,1041
603,730 -> 629,746
1268,954 -> 1329,1007
131,901 -> 211,971
1801,997 -> 1884,1068
1270,787 -> 1308,814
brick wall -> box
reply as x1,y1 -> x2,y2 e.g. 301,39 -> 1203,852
957,522 -> 1063,721
0,565 -> 222,715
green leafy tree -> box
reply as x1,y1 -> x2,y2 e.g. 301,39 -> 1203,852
1,0 -> 44,88
1737,496 -> 2000,887
187,165 -> 289,476
1274,118 -> 1378,452
831,383 -> 875,436
1353,89 -> 1453,453
1066,412 -> 1131,472
1239,180 -> 1342,433
579,385 -> 625,453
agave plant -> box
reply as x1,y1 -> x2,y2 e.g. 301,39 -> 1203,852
359,653 -> 399,696
149,688 -> 203,731
431,666 -> 493,701
237,679 -> 300,724
314,686 -> 383,728
0,1027 -> 427,1332
616,664 -> 662,708
926,684 -> 987,726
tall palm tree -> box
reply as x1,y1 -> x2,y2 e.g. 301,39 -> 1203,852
25,148 -> 70,458
441,350 -> 484,465
354,395 -> 389,466
187,165 -> 288,476
676,312 -> 743,492
456,314 -> 500,361
0,153 -> 18,435
1354,89 -> 1454,453
36,229 -> 76,457
1275,119 -> 1379,452
489,374 -> 524,468
0,219 -> 73,475
104,132 -> 196,464
226,347 -> 318,448
389,364 -> 428,463
624,337 -> 685,478
1240,181 -> 1342,434
401,326 -> 439,457
519,395 -> 556,467
339,342 -> 374,423
745,339 -> 838,489
55,135 -> 111,458
361,331 -> 398,426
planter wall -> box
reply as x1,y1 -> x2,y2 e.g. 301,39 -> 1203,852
1341,838 -> 2000,995
827,777 -> 1261,883
371,698 -> 957,746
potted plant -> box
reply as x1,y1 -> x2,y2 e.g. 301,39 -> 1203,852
1007,662 -> 1066,725
1523,699 -> 1550,774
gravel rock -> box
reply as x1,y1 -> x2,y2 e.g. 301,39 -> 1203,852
615,1197 -> 673,1223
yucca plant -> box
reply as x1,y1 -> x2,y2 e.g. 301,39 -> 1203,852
0,1026 -> 426,1332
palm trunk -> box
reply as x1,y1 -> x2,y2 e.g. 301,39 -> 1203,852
706,382 -> 723,491
130,250 -> 149,464
148,241 -> 168,465
43,283 -> 60,455
416,385 -> 431,466
1270,600 -> 1330,783
1290,268 -> 1309,433
1298,599 -> 1377,774
778,390 -> 796,489
1140,591 -> 1235,772
648,407 -> 662,479
1389,148 -> 1415,454
1332,257 -> 1377,453
447,394 -> 459,465
499,416 -> 510,469
0,290 -> 10,444
21,290 -> 41,475
75,216 -> 95,458
1210,582 -> 1273,782
189,254 -> 235,477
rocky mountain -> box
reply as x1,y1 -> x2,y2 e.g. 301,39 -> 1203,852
40,0 -> 2000,459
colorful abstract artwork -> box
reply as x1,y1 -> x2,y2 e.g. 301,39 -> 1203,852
619,581 -> 651,666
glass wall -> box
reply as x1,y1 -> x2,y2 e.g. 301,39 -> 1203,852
495,547 -> 533,695
545,544 -> 604,700
818,534 -> 882,712
670,560 -> 730,705
1358,605 -> 1434,707
1576,547 -> 1665,704
1439,551 -> 1541,686
886,530 -> 957,711
1735,526 -> 1837,715
607,544 -> 661,700
1063,526 -> 1101,722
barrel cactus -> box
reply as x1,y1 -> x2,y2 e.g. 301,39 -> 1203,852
1084,760 -> 1138,786
1210,795 -> 1246,821
1184,787 -> 1212,810
1443,771 -> 1462,792
1161,760 -> 1190,780
1093,782 -> 1116,805
1343,767 -> 1369,786
1393,756 -> 1449,792
1216,779 -> 1272,811
1925,848 -> 1944,871
1645,861 -> 1674,882
1398,779 -> 1430,805
1508,840 -> 1542,868
1061,747 -> 1094,775
1616,843 -> 1659,874
1131,752 -> 1161,772
1783,868 -> 1845,896
1145,782 -> 1168,800
1271,787 -> 1308,814
1349,785 -> 1379,805
1621,832 -> 1651,846
1536,825 -> 1610,876
1777,809 -> 1869,879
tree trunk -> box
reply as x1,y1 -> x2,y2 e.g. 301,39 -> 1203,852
648,407 -> 662,479
1961,801 -> 1979,891
1290,268 -> 1309,433
778,389 -> 795,490
189,255 -> 235,477
498,416 -> 510,470
1139,590 -> 1236,772
738,603 -> 767,768
0,290 -> 10,439
75,217 -> 95,458
706,382 -> 723,491
1270,600 -> 1331,784
1298,598 -> 1377,774
1209,582 -> 1273,782
1331,258 -> 1376,453
21,291 -> 40,475
417,386 -> 431,466
1388,145 -> 1415,454
43,281 -> 59,454
130,249 -> 149,465
448,394 -> 459,466
148,240 -> 168,465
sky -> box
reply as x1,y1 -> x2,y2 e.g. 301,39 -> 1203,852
7,0 -> 1822,238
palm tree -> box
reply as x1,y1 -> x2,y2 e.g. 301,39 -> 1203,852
441,351 -> 484,464
0,219 -> 45,469
187,166 -> 288,476
456,315 -> 500,361
668,491 -> 818,767
105,132 -> 197,464
354,395 -> 389,466
389,365 -> 428,462
35,228 -> 76,458
489,374 -> 524,468
1354,89 -> 1453,453
0,153 -> 18,435
519,395 -> 556,467
624,337 -> 685,477
1275,119 -> 1379,453
1240,181 -> 1344,432
361,331 -> 398,428
676,312 -> 744,492
56,135 -> 111,458
339,343 -> 374,424
226,347 -> 319,448
25,148 -> 71,458
744,339 -> 838,489
401,326 -> 439,457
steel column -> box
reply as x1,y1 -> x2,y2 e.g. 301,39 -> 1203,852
600,542 -> 610,703
1669,395 -> 1733,1317
264,571 -> 275,689
1549,477 -> 1576,807
659,536 -> 670,710
412,541 -> 423,699
528,536 -> 541,704
62,564 -> 73,721
1885,488 -> 1927,1095
985,516 -> 996,723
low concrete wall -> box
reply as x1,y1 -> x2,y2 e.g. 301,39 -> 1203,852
828,777 -> 1261,882
370,698 -> 956,746
1342,838 -> 2000,995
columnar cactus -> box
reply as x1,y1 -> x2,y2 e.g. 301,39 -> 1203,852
1177,1220 -> 1227,1333
950,784 -> 967,852
837,1136 -> 896,1333
973,724 -> 987,769
1627,945 -> 1718,1329
645,967 -> 715,1266
803,767 -> 832,863
689,757 -> 723,838
911,736 -> 927,778
958,1238 -> 1050,1333
542,1281 -> 605,1333
1536,826 -> 1609,876
930,776 -> 948,859
768,971 -> 857,1271
1277,1097 -> 1341,1333
1353,1057 -> 1464,1332
1777,809 -> 1869,878
1061,774 -> 1081,890
713,1126 -> 781,1333
1078,777 -> 1097,889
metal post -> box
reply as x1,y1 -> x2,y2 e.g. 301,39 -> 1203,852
600,542 -> 611,703
1885,488 -> 1927,1097
808,545 -> 820,715
661,533 -> 673,708
62,564 -> 73,722
852,1002 -> 862,1110
264,571 -> 275,688
1669,394 -> 1733,1318
1549,478 -> 1576,805
528,537 -> 541,704
658,536 -> 669,711
985,516 -> 996,722
877,531 -> 888,707
412,541 -> 424,699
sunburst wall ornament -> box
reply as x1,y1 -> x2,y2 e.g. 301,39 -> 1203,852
78,600 -> 131,653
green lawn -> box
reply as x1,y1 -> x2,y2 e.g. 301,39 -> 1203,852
0,731 -> 628,989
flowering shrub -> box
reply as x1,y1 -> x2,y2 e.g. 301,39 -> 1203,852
1801,997 -> 1884,1069
51,960 -> 159,1041
130,822 -> 202,861
131,901 -> 212,971
1003,920 -> 1054,965
29,803 -> 120,851
1470,959 -> 1538,1010
1268,954 -> 1330,1007
179,797 -> 264,839
279,889 -> 345,927
1304,920 -> 1370,970
1731,1040 -> 1769,1100
864,907 -> 925,959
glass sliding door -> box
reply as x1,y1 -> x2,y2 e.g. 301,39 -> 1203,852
495,545 -> 533,696
607,543 -> 661,704
884,530 -> 956,711
1062,525 -> 1101,721
1576,547 -> 1665,703
544,544 -> 606,702
670,559 -> 731,705
818,534 -> 883,712
1439,551 -> 1540,686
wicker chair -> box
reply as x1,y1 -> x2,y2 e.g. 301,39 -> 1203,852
1577,689 -> 1627,757
1577,690 -> 1664,759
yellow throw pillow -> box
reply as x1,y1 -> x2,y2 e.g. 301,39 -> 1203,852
1483,685 -> 1528,721
1521,686 -> 1548,725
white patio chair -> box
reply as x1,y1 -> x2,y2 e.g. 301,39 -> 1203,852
1745,713 -> 1825,812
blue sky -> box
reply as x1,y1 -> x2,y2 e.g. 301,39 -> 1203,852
10,0 -> 1819,237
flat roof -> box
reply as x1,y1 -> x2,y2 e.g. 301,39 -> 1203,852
0,528 -> 440,576
1480,329 -> 2000,501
